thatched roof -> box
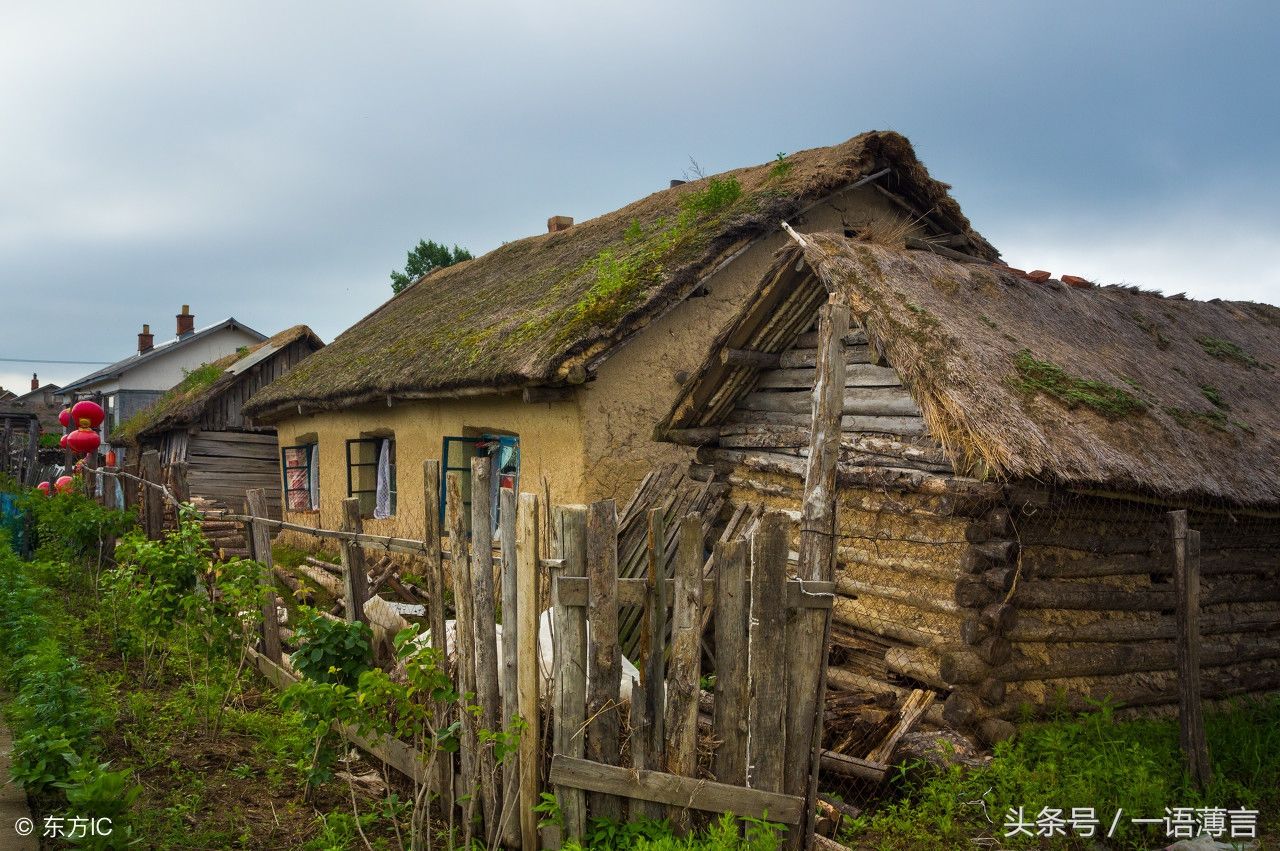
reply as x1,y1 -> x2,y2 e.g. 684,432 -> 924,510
245,131 -> 995,420
797,233 -> 1280,506
116,325 -> 323,443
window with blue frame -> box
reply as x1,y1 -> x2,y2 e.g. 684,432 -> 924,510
440,433 -> 520,536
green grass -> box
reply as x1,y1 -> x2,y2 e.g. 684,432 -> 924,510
1198,335 -> 1263,369
1011,350 -> 1148,419
843,699 -> 1280,850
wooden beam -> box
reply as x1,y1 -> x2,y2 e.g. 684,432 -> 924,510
498,488 -> 521,849
786,301 -> 848,849
712,538 -> 749,788
721,348 -> 781,369
548,756 -> 804,825
421,459 -> 452,808
339,498 -> 369,624
1172,512 -> 1211,789
664,516 -> 703,831
644,508 -> 668,763
661,427 -> 721,446
522,386 -> 575,404
749,511 -> 789,793
516,492 -> 542,851
469,457 -> 501,834
246,488 -> 283,664
552,505 -> 589,840
554,576 -> 832,610
585,499 -> 622,820
445,471 -> 477,841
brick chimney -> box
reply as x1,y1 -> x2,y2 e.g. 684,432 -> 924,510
176,304 -> 195,337
547,215 -> 573,233
31,373 -> 39,391
138,324 -> 154,354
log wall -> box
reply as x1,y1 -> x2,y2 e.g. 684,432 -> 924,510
700,316 -> 1280,738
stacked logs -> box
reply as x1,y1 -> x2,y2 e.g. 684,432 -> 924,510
190,497 -> 250,559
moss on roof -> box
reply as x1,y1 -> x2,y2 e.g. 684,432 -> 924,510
245,131 -> 996,419
114,326 -> 322,443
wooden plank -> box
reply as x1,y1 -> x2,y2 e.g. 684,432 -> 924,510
721,348 -> 781,369
548,756 -> 804,825
754,364 -> 901,389
723,410 -> 926,436
628,677 -> 662,820
664,516 -> 704,831
498,487 -> 520,849
515,492 -> 541,851
141,450 -> 165,538
552,505 -> 589,840
712,537 -> 749,787
786,303 -> 847,848
585,499 -> 623,821
556,576 -> 832,610
469,457 -> 500,836
421,459 -> 452,809
749,511 -> 789,793
246,488 -> 283,663
339,498 -> 369,624
739,387 -> 919,417
1172,512 -> 1211,789
445,471 -> 477,840
644,508 -> 667,763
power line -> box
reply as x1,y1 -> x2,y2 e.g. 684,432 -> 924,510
0,356 -> 112,365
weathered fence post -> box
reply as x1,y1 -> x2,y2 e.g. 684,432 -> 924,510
445,472 -> 477,842
515,491 -> 541,851
498,487 -> 521,848
644,507 -> 668,762
665,515 -> 704,832
420,459 -> 453,811
141,450 -> 165,538
748,511 -> 789,793
170,460 -> 189,505
712,537 -> 749,787
585,499 -> 622,821
1171,510 -> 1211,788
469,457 -> 501,837
84,448 -> 99,503
1,420 -> 12,478
786,300 -> 848,848
22,426 -> 40,487
552,505 -> 589,840
339,498 -> 369,624
247,488 -> 283,663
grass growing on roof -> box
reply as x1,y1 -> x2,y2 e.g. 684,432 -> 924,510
1011,350 -> 1148,420
1198,335 -> 1263,369
113,362 -> 227,441
528,175 -> 746,350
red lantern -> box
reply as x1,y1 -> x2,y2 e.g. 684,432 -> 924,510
59,408 -> 71,428
67,429 -> 101,455
105,450 -> 117,467
59,434 -> 69,449
70,400 -> 105,430
37,482 -> 51,496
54,476 -> 74,494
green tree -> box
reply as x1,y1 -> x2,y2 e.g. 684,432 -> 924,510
389,239 -> 473,293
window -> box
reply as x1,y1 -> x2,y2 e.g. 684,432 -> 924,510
440,433 -> 520,535
282,444 -> 319,511
348,437 -> 396,518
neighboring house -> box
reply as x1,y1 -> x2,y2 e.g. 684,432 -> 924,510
114,325 -> 324,518
4,374 -> 63,434
243,130 -> 1279,722
59,306 -> 267,450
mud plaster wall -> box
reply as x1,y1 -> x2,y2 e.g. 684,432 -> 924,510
269,183 -> 907,542
576,184 -> 908,501
271,394 -> 585,547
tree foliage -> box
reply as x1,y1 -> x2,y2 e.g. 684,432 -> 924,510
389,239 -> 473,293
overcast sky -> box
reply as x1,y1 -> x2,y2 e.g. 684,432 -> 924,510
3,0 -> 1278,393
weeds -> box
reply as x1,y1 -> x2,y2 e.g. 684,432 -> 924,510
1011,349 -> 1148,419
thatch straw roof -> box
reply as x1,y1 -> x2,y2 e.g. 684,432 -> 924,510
245,131 -> 995,419
798,233 -> 1280,506
116,325 -> 323,443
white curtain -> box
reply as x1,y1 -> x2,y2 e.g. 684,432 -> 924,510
373,439 -> 391,519
307,444 -> 320,510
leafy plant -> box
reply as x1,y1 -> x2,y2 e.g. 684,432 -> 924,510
289,606 -> 372,686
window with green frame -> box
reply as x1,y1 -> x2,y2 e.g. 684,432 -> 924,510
440,434 -> 519,535
347,436 -> 396,518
